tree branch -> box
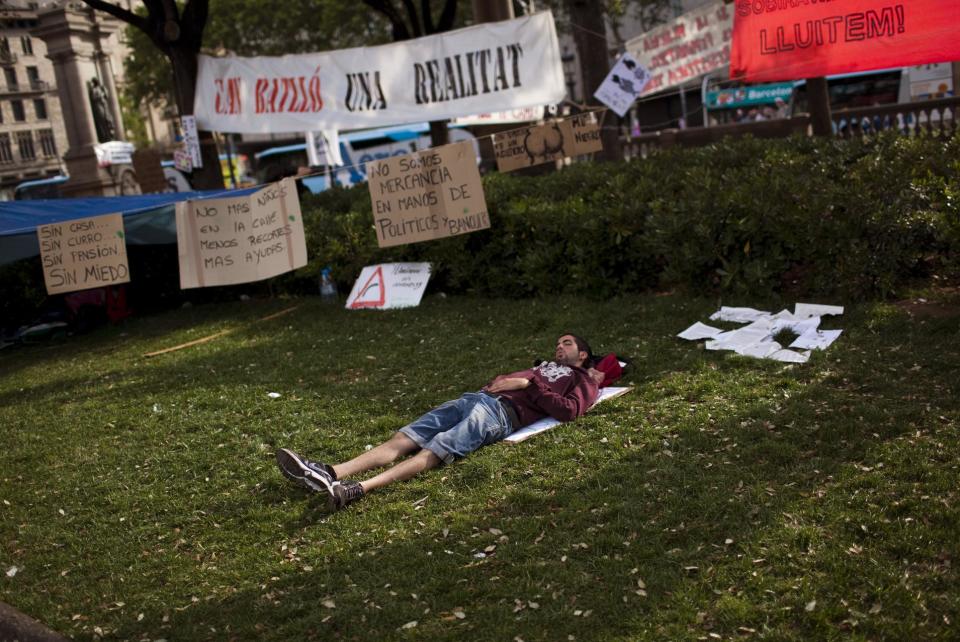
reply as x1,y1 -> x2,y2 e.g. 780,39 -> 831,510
420,0 -> 435,34
436,0 -> 456,32
79,0 -> 149,34
181,0 -> 210,51
362,0 -> 411,41
399,0 -> 422,37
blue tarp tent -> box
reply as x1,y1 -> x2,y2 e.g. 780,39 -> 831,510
0,188 -> 256,266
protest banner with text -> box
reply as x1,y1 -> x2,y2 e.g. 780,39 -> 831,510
493,113 -> 602,172
367,140 -> 488,248
176,178 -> 307,288
345,262 -> 431,310
38,213 -> 130,295
626,1 -> 733,97
730,1 -> 960,82
195,12 -> 564,134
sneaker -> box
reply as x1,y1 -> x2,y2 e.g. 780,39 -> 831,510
324,480 -> 365,512
275,448 -> 336,493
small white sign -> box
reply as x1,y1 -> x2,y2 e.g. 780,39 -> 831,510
181,115 -> 203,168
594,53 -> 651,117
345,262 -> 431,310
306,129 -> 343,167
173,148 -> 192,173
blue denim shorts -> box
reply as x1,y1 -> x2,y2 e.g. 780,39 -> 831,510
399,392 -> 514,464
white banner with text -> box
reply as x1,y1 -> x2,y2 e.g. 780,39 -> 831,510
195,12 -> 565,133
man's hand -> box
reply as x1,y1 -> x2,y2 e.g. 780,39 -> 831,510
486,376 -> 531,394
587,368 -> 604,385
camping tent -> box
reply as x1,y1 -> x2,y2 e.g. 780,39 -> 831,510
0,188 -> 255,266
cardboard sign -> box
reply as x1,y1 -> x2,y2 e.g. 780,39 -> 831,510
730,1 -> 960,82
593,53 -> 652,117
38,213 -> 130,295
176,177 -> 308,288
493,113 -> 602,172
181,115 -> 203,168
626,2 -> 733,97
345,262 -> 431,310
366,140 -> 488,248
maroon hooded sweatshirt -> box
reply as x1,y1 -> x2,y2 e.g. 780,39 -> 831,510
487,361 -> 599,428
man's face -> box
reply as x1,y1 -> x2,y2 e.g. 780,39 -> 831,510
555,335 -> 585,367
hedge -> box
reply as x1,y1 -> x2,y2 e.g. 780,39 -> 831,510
2,132 -> 958,329
296,131 -> 959,300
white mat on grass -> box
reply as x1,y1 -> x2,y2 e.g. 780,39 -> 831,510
504,386 -> 632,443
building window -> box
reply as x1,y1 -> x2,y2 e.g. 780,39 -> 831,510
16,130 -> 35,160
37,128 -> 56,157
0,133 -> 12,163
3,67 -> 16,89
0,38 -> 9,56
20,36 -> 33,55
11,99 -> 25,121
33,98 -> 46,119
26,65 -> 39,88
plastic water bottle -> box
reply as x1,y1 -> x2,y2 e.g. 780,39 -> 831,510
319,267 -> 338,303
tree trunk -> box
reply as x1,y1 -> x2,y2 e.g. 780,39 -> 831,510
806,76 -> 833,137
566,0 -> 622,162
169,46 -> 223,190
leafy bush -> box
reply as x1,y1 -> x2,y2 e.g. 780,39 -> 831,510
3,133 -> 958,328
303,132 -> 959,300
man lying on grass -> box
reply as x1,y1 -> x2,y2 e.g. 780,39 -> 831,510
276,334 -> 601,512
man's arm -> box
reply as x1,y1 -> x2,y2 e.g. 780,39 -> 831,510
486,376 -> 531,394
529,375 -> 599,422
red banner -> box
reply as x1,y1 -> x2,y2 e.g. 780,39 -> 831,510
730,0 -> 960,82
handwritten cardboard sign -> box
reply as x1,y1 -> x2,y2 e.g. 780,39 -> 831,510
175,177 -> 308,288
493,113 -> 603,172
38,213 -> 130,295
345,262 -> 431,310
366,140 -> 488,248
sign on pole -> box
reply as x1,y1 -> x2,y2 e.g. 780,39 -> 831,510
176,177 -> 308,288
38,213 -> 130,295
493,113 -> 602,172
345,262 -> 431,310
366,140 -> 489,248
626,1 -> 733,97
730,1 -> 960,82
181,115 -> 203,168
593,53 -> 652,117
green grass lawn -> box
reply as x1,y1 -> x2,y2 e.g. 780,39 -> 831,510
1,293 -> 958,641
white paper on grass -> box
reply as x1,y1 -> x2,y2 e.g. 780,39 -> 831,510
794,302 -> 844,318
715,327 -> 774,351
677,322 -> 724,341
692,302 -> 843,363
735,341 -> 782,359
768,349 -> 810,363
345,262 -> 431,310
709,306 -> 772,323
770,316 -> 821,336
504,387 -> 631,443
790,329 -> 842,351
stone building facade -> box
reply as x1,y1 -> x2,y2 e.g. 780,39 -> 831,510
0,0 -> 69,199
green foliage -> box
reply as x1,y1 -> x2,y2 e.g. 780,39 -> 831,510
122,0 -> 395,110
301,133 -> 959,301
